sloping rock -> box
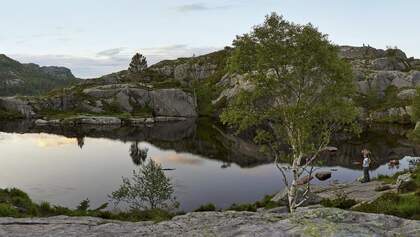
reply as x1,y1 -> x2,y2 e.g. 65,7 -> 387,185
313,181 -> 396,203
0,97 -> 36,118
397,89 -> 417,100
0,208 -> 418,236
151,89 -> 197,117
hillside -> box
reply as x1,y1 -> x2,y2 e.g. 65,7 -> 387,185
0,54 -> 79,96
1,45 -> 420,126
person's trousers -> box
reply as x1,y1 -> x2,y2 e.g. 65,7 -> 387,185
363,167 -> 370,182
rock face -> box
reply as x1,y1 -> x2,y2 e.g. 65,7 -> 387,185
0,84 -> 197,119
0,208 -> 418,236
214,46 -> 420,124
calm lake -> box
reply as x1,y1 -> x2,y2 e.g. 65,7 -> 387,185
0,119 -> 419,211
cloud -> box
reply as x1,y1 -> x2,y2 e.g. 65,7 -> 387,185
96,47 -> 126,57
10,45 -> 221,79
174,3 -> 232,12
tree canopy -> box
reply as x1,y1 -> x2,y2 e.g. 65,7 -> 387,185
128,53 -> 148,73
221,13 -> 358,212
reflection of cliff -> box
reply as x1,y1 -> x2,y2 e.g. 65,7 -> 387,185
321,125 -> 420,169
0,120 -> 418,169
0,119 -> 269,167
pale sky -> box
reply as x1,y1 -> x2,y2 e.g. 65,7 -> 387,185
1,0 -> 419,78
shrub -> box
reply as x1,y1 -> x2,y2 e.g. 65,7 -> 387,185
320,193 -> 357,209
354,192 -> 420,220
194,203 -> 216,212
228,203 -> 257,212
0,203 -> 18,217
254,195 -> 280,209
109,159 -> 178,210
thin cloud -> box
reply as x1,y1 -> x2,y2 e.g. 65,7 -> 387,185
97,47 -> 126,57
10,45 -> 221,79
174,3 -> 232,12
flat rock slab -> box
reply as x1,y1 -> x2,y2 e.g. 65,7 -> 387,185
312,181 -> 395,203
0,207 -> 419,237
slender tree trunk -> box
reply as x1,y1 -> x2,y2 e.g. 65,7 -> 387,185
288,153 -> 302,213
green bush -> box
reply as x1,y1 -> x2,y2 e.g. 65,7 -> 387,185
228,203 -> 257,212
194,203 -> 216,212
0,188 -> 174,222
320,193 -> 357,209
354,192 -> 420,220
0,203 -> 19,217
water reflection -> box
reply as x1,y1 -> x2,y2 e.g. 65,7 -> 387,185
0,120 -> 419,211
129,142 -> 149,166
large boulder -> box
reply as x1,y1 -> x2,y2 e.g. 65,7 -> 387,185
0,97 -> 36,118
315,171 -> 332,181
396,173 -> 416,193
397,89 -> 417,100
151,89 -> 197,117
371,57 -> 407,71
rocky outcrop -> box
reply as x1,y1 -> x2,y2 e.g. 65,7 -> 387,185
0,97 -> 36,117
0,84 -> 197,119
0,207 -> 418,236
213,46 -> 420,124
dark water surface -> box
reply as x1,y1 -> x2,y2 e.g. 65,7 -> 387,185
0,120 -> 419,211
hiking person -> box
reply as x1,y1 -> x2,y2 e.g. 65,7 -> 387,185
361,149 -> 371,183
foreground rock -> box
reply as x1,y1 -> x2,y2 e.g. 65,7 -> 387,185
313,181 -> 396,203
0,207 -> 418,236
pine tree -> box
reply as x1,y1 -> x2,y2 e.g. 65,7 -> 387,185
128,53 -> 147,73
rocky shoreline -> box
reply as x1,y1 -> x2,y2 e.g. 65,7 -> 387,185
0,207 -> 418,236
33,115 -> 189,126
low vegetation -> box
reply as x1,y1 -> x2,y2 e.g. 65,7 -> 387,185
320,193 -> 357,210
0,188 -> 173,222
354,165 -> 420,220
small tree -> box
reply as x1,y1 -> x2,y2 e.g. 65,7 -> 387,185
221,13 -> 358,213
128,53 -> 148,73
110,159 -> 177,210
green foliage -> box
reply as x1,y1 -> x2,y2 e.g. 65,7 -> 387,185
77,199 -> 90,211
220,13 -> 358,211
353,192 -> 420,220
228,203 -> 257,212
226,195 -> 281,212
0,108 -> 24,120
255,195 -> 281,209
411,88 -> 420,122
320,193 -> 357,209
0,187 -> 173,222
221,12 -> 358,158
110,159 -> 178,210
194,203 -> 217,212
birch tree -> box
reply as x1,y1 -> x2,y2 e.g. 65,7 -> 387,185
221,13 -> 358,213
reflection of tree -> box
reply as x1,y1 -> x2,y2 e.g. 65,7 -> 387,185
130,142 -> 149,166
77,136 -> 85,149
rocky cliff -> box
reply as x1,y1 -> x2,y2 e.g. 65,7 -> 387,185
0,207 -> 418,236
0,54 -> 79,96
211,46 -> 420,124
0,83 -> 197,120
1,45 -> 419,125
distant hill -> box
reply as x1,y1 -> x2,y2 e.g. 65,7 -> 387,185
0,54 -> 79,96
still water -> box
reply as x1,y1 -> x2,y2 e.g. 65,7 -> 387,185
0,120 -> 418,211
